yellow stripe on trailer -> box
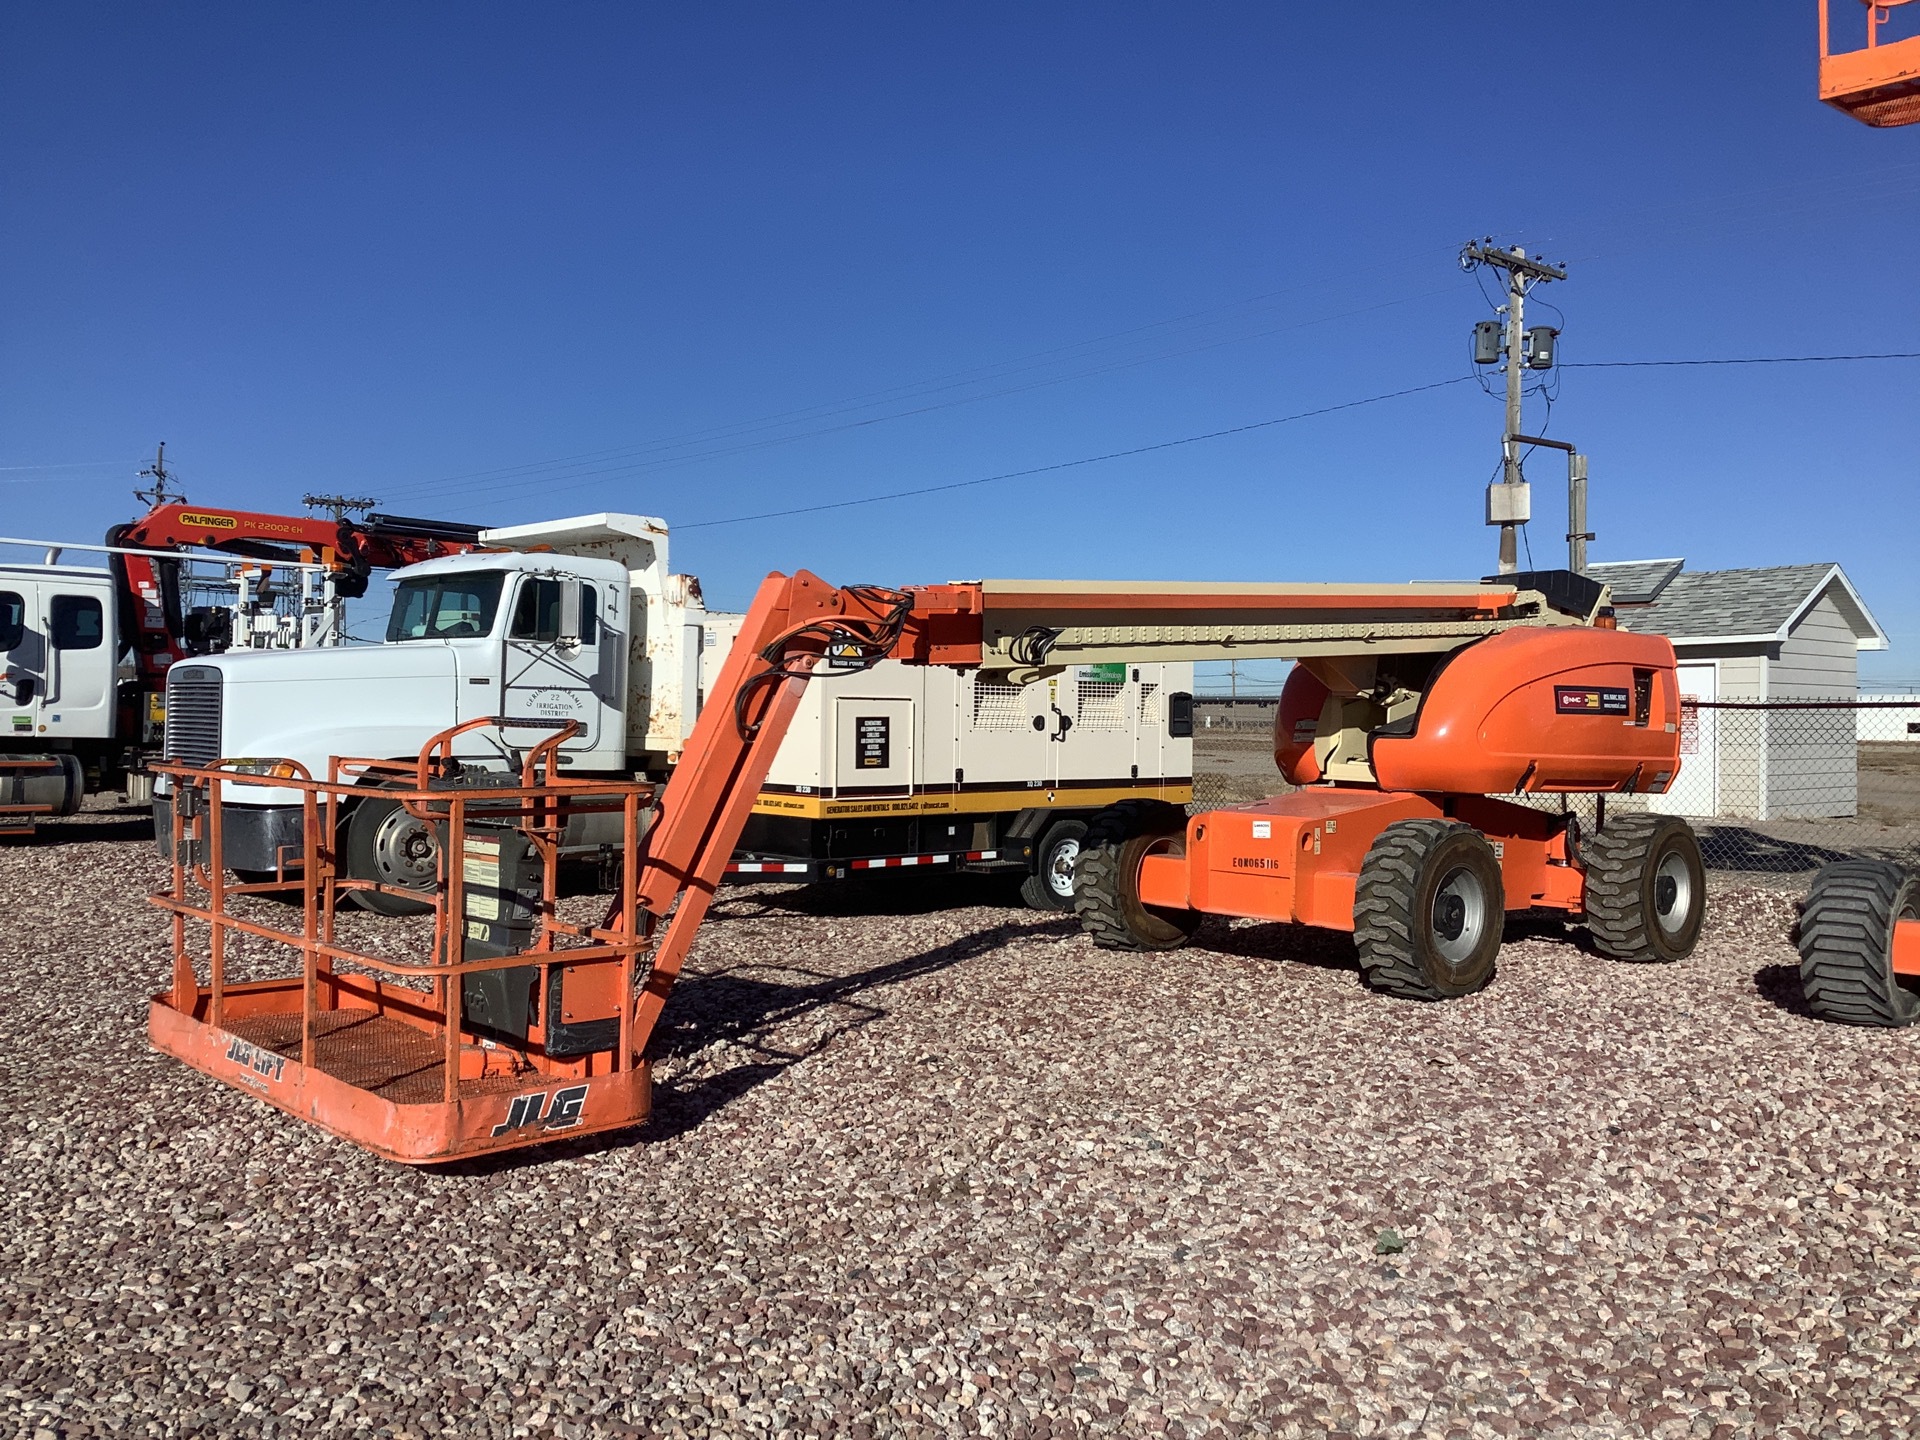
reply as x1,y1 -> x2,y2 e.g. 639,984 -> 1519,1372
750,781 -> 1193,821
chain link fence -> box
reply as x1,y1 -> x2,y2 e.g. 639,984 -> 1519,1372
1192,695 -> 1920,890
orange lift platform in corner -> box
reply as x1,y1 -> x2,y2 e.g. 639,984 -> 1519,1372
149,566 -> 1751,1163
1820,0 -> 1920,126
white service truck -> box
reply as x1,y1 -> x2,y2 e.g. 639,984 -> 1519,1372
156,513 -> 1194,912
1,560 -> 121,829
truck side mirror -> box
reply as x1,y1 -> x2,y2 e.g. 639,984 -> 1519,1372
558,584 -> 583,646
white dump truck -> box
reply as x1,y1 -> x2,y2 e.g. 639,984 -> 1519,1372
156,514 -> 1194,911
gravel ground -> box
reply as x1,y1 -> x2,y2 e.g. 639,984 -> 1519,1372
5,797 -> 1920,1440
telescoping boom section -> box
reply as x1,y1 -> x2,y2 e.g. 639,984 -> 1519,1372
150,568 -> 1704,1163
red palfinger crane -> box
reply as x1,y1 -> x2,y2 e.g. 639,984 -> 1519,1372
103,500 -> 483,770
151,565 -> 1709,1163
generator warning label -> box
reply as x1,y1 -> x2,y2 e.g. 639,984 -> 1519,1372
1555,686 -> 1630,715
855,715 -> 890,769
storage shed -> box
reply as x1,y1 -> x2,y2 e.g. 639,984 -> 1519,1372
1586,559 -> 1889,819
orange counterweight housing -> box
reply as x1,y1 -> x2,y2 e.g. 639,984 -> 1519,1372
1369,627 -> 1681,796
1273,667 -> 1330,786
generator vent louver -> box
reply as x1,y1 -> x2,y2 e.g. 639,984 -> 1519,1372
971,677 -> 1029,731
1076,679 -> 1128,730
1137,682 -> 1160,722
164,666 -> 223,768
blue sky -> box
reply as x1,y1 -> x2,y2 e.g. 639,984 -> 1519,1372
3,3 -> 1915,687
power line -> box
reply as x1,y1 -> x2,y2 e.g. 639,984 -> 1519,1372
1564,352 -> 1920,368
678,376 -> 1474,531
379,284 -> 1463,509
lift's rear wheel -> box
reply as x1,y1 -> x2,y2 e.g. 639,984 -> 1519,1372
1021,817 -> 1088,912
1797,859 -> 1920,1027
1582,813 -> 1705,962
1072,800 -> 1200,951
343,795 -> 437,916
1353,819 -> 1504,1000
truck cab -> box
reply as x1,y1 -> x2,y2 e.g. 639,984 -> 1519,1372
154,514 -> 723,902
1,564 -> 123,823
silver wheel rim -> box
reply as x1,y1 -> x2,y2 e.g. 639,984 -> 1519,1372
1429,863 -> 1489,966
371,806 -> 439,889
1047,837 -> 1081,898
1653,849 -> 1694,936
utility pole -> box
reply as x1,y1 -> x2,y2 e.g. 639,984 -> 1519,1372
1460,240 -> 1566,573
303,493 -> 379,524
133,442 -> 184,509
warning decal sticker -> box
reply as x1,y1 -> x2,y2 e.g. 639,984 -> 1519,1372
855,715 -> 890,769
1554,686 -> 1630,716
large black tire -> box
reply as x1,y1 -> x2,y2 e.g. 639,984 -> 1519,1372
1072,800 -> 1201,951
1583,813 -> 1705,962
1021,818 -> 1088,912
1352,819 -> 1504,1001
1797,859 -> 1920,1028
342,795 -> 437,916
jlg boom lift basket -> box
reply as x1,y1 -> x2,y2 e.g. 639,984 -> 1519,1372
1820,0 -> 1920,127
153,568 -> 1722,1162
150,719 -> 654,1161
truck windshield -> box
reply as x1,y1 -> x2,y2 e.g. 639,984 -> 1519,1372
386,572 -> 507,641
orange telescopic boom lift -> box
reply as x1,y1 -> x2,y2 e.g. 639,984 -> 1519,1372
153,565 -> 1720,1162
1820,0 -> 1920,126
1795,2 -> 1920,1023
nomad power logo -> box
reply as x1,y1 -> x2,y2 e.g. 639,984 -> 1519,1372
490,1085 -> 589,1137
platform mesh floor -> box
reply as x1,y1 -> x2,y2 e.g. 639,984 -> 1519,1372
226,1009 -> 525,1105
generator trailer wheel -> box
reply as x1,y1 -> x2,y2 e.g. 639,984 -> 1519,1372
343,795 -> 438,916
1021,817 -> 1088,912
1797,859 -> 1920,1028
1072,800 -> 1201,951
1582,813 -> 1705,962
1353,819 -> 1505,1000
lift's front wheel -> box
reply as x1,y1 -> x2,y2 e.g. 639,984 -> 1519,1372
1797,859 -> 1920,1027
1583,813 -> 1705,962
343,796 -> 438,916
1072,800 -> 1200,950
1353,819 -> 1504,1001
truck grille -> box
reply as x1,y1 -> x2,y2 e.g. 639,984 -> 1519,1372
164,666 -> 223,767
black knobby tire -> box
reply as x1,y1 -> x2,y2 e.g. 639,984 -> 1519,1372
1072,800 -> 1200,951
343,795 -> 437,917
1583,813 -> 1705,963
1352,819 -> 1504,1001
1797,859 -> 1920,1028
1021,818 -> 1089,912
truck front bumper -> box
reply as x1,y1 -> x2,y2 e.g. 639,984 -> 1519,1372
152,796 -> 307,873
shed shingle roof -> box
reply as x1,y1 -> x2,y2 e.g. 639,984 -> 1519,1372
1588,560 -> 1885,648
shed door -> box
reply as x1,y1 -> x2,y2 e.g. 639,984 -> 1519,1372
833,698 -> 913,798
1652,662 -> 1717,817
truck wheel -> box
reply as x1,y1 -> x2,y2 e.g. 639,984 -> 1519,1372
1021,818 -> 1088,912
1353,819 -> 1503,1000
1583,813 -> 1705,963
1797,859 -> 1920,1027
343,796 -> 437,916
1072,800 -> 1200,951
